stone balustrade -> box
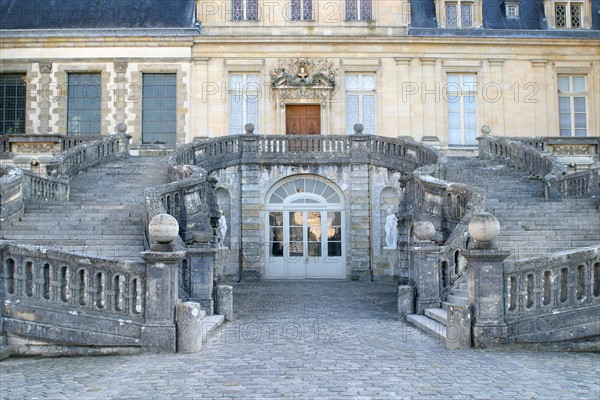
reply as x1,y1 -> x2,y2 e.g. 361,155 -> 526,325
46,133 -> 130,178
503,245 -> 600,343
407,164 -> 485,291
172,134 -> 444,173
0,165 -> 24,222
0,241 -> 146,347
478,135 -> 599,199
21,170 -> 69,202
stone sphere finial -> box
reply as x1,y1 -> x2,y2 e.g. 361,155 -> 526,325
413,221 -> 436,242
481,125 -> 491,135
117,122 -> 128,134
468,212 -> 500,243
353,123 -> 364,134
244,123 -> 255,134
148,214 -> 179,244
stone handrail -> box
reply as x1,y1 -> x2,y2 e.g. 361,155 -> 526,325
0,165 -> 24,222
21,170 -> 69,202
478,135 -> 569,199
172,134 -> 445,173
479,135 -> 600,199
46,133 -> 130,178
145,161 -> 218,246
503,245 -> 600,343
0,241 -> 147,347
409,163 -> 486,287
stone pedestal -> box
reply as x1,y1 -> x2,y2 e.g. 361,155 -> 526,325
410,241 -> 442,314
397,285 -> 414,320
462,248 -> 510,348
187,244 -> 217,314
445,304 -> 471,350
176,302 -> 205,353
141,250 -> 186,353
216,285 -> 233,321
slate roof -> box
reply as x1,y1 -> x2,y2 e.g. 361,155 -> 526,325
0,0 -> 196,30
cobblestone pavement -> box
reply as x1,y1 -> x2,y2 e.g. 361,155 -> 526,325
1,281 -> 599,399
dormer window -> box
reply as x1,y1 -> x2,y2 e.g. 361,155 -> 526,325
545,1 -> 591,29
505,2 -> 520,18
435,0 -> 482,28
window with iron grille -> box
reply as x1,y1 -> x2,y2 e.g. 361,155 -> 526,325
555,2 -> 583,28
445,1 -> 473,28
67,73 -> 101,135
232,0 -> 259,21
291,0 -> 313,21
346,0 -> 372,21
0,74 -> 26,135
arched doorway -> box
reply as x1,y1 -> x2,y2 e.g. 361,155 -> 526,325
265,175 -> 345,279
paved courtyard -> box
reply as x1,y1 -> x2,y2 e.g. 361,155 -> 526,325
1,281 -> 599,399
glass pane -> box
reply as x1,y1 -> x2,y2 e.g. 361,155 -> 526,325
328,212 -> 342,227
461,3 -> 472,28
360,0 -> 372,20
346,0 -> 357,20
328,242 -> 342,257
271,242 -> 284,257
308,227 -> 322,242
269,212 -> 283,226
463,75 -> 477,91
270,227 -> 283,241
572,77 -> 585,92
464,95 -> 476,112
362,74 -> 376,91
573,97 -> 586,113
555,5 -> 566,28
557,76 -> 570,92
289,242 -> 304,257
446,4 -> 458,28
363,95 -> 376,134
574,114 -> 586,130
290,212 -> 303,226
346,74 -> 359,91
558,96 -> 571,113
328,227 -> 341,241
307,212 -> 321,226
308,242 -> 322,257
291,0 -> 302,20
290,227 -> 303,241
346,94 -> 360,134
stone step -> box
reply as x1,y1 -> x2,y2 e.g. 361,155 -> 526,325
424,308 -> 448,325
451,289 -> 468,298
446,294 -> 469,305
406,314 -> 446,340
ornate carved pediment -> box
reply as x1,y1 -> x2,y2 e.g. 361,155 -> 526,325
270,58 -> 337,101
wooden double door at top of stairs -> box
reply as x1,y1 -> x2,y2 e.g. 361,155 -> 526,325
286,105 -> 320,135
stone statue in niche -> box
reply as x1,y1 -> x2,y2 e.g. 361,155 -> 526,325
217,210 -> 228,249
384,207 -> 398,249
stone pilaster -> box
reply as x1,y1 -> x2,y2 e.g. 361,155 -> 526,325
420,58 -> 437,140
487,59 -> 505,135
410,241 -> 442,313
187,244 -> 217,314
531,60 -> 549,136
395,58 -> 412,137
463,248 -> 510,348
38,62 -> 52,134
113,60 -> 128,127
140,250 -> 186,353
239,133 -> 262,281
349,132 -> 371,280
